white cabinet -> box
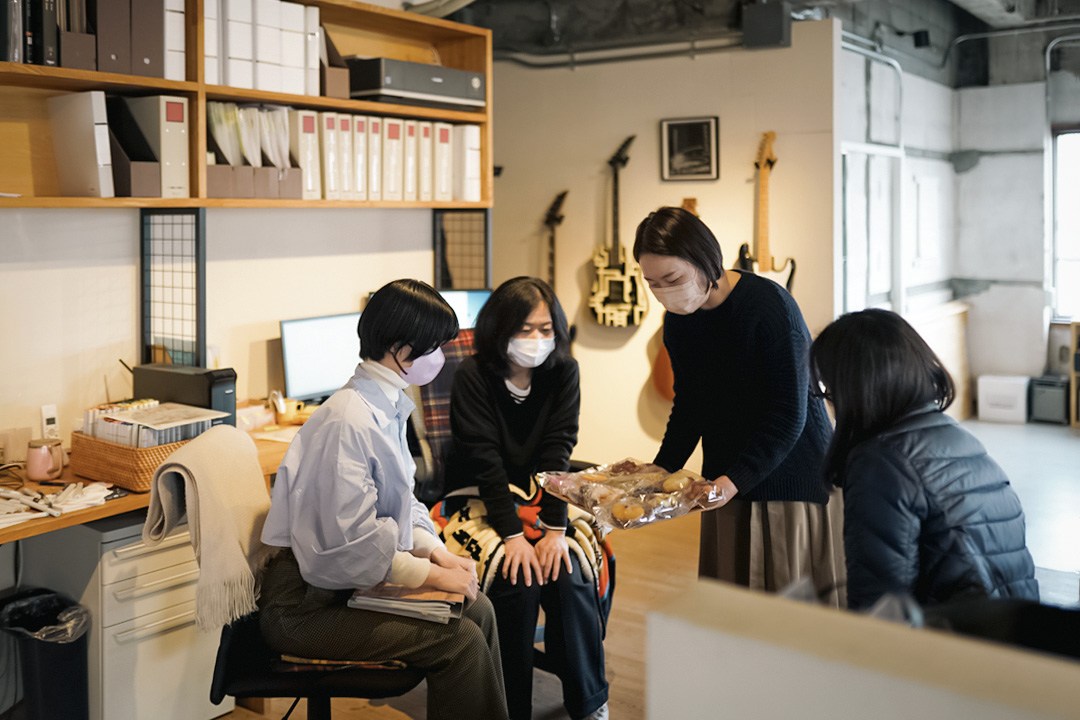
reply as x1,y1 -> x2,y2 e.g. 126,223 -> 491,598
22,510 -> 233,720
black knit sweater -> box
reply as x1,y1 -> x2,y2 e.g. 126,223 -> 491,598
442,355 -> 579,538
654,271 -> 832,503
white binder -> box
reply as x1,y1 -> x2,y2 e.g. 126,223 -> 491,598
418,121 -> 433,202
303,4 -> 320,96
368,117 -> 382,201
353,116 -> 368,201
433,122 -> 453,202
46,91 -> 115,198
318,112 -> 339,199
124,95 -> 190,198
381,117 -> 403,202
403,120 -> 418,202
337,114 -> 354,200
288,109 -> 321,200
452,124 -> 481,203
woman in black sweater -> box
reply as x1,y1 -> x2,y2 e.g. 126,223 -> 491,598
810,309 -> 1038,610
633,206 -> 843,605
436,277 -> 610,720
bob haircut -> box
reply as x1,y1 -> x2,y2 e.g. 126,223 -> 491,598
473,277 -> 572,377
632,206 -> 725,288
359,279 -> 459,362
809,308 -> 955,487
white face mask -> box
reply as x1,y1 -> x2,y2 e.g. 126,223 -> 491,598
651,276 -> 710,315
507,337 -> 556,368
399,347 -> 445,386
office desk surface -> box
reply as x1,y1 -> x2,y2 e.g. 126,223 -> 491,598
0,437 -> 289,545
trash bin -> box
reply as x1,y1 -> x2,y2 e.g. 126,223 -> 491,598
0,588 -> 91,720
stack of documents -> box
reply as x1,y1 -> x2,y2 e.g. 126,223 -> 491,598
87,401 -> 228,448
347,585 -> 464,624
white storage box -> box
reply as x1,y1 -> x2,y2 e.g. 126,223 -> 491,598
977,375 -> 1029,423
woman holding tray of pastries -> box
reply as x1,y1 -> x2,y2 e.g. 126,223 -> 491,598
634,206 -> 845,606
260,279 -> 509,720
433,277 -> 612,720
810,309 -> 1037,610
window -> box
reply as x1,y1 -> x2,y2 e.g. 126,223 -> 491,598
1054,132 -> 1080,319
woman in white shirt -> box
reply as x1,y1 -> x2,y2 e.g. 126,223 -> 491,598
260,279 -> 508,720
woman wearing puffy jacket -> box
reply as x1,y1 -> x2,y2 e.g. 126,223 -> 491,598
809,308 -> 1039,610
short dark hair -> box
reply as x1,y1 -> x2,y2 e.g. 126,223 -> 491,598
359,279 -> 459,361
809,308 -> 955,487
633,206 -> 724,287
474,277 -> 571,378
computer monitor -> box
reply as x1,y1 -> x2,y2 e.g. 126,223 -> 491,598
280,312 -> 362,403
439,289 -> 491,330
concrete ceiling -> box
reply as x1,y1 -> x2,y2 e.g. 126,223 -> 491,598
948,0 -> 1080,26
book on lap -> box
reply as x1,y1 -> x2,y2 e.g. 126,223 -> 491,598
347,584 -> 464,624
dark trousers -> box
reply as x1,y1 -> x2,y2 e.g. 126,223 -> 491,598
485,552 -> 608,720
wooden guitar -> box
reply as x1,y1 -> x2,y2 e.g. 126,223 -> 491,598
735,131 -> 796,291
543,190 -> 568,289
649,197 -> 698,401
588,135 -> 648,328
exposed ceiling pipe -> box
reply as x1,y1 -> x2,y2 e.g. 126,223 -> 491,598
406,0 -> 478,18
939,20 -> 1080,68
495,34 -> 744,69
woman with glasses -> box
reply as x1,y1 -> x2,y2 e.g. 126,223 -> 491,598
810,308 -> 1038,609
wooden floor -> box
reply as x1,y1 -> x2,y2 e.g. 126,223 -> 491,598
222,513 -> 702,720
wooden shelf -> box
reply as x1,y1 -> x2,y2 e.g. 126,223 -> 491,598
203,84 -> 487,123
0,0 -> 493,210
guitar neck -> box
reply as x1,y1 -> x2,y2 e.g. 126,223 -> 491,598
609,169 -> 620,268
548,227 -> 556,287
755,163 -> 772,269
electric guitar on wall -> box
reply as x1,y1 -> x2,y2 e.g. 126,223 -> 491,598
735,131 -> 796,292
543,190 -> 568,289
589,135 -> 648,328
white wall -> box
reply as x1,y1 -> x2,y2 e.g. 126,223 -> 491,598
0,208 -> 433,440
491,19 -> 841,465
955,82 -> 1049,378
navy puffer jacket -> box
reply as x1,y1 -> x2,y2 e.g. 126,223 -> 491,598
843,406 -> 1039,610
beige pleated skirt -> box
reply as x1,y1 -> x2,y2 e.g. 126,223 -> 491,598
699,492 -> 847,609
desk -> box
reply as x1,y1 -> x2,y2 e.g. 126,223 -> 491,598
0,436 -> 289,546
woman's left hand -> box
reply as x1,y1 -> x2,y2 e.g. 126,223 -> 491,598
535,529 -> 573,582
430,546 -> 478,580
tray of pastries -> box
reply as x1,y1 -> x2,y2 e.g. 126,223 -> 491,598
538,458 -> 719,530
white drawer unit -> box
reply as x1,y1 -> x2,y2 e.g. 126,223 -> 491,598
21,509 -> 233,720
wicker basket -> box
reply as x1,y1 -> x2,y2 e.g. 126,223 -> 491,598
70,431 -> 189,493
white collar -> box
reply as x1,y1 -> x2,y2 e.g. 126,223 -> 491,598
361,359 -> 409,405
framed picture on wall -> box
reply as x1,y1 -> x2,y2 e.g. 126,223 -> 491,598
660,116 -> 719,181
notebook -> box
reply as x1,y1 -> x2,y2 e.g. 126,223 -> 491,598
347,584 -> 464,624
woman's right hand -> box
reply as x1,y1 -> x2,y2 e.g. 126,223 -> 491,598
425,563 -> 479,600
502,535 -> 543,587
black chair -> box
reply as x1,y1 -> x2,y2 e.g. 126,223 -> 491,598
210,611 -> 425,720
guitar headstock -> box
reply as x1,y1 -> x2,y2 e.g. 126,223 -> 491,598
544,190 -> 568,229
680,197 -> 698,216
608,135 -> 635,169
755,131 -> 777,170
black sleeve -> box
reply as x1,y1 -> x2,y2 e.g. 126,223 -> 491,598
535,360 -> 580,529
448,362 -> 520,538
843,447 -> 926,611
723,323 -> 810,494
653,329 -> 703,473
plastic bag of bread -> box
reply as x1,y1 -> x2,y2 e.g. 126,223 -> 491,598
537,457 -> 719,530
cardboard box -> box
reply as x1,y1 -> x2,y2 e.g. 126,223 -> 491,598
254,166 -> 279,198
109,129 -> 161,197
234,165 -> 255,197
278,167 -> 302,198
320,31 -> 349,99
60,31 -> 96,70
206,164 -> 235,198
977,375 -> 1029,424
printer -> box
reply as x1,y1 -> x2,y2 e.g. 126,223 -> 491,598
133,364 -> 237,426
345,57 -> 486,110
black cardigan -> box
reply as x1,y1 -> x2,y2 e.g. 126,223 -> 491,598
844,406 -> 1038,610
654,271 -> 832,503
442,355 -> 579,538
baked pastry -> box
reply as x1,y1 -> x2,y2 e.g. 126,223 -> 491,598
662,470 -> 694,493
612,500 -> 646,522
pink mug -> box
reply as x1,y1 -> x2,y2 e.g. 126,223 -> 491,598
26,439 -> 63,482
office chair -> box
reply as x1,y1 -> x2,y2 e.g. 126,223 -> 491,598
210,612 -> 424,720
144,425 -> 424,720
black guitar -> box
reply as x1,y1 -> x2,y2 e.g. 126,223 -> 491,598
588,135 -> 647,327
543,190 -> 567,289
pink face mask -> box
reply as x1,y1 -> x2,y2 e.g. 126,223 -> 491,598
399,347 -> 446,386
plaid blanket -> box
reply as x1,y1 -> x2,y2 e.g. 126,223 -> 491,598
417,329 -> 475,501
431,479 -> 615,624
